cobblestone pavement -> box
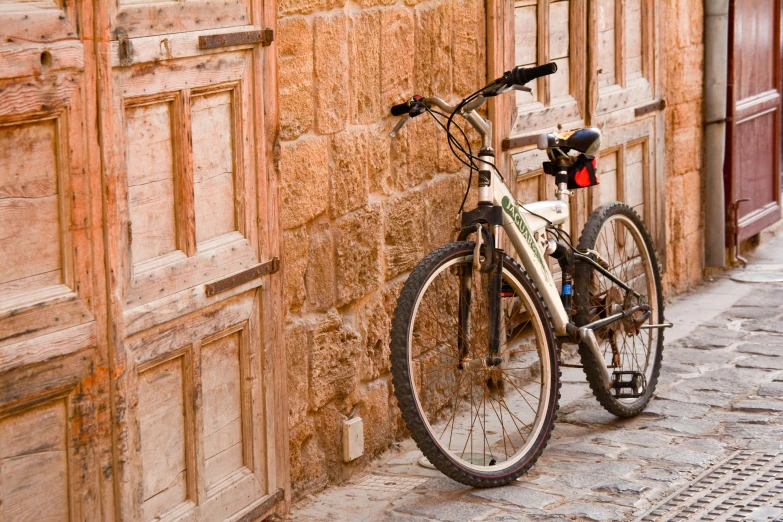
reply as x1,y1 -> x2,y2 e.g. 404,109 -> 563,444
288,235 -> 783,522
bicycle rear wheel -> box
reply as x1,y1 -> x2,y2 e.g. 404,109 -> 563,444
390,241 -> 559,487
574,202 -> 664,417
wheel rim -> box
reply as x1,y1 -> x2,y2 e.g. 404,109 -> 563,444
588,214 -> 660,404
406,254 -> 553,474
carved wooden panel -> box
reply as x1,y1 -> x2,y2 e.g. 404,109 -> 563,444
0,400 -> 70,521
192,89 -> 240,246
510,0 -> 585,136
127,293 -> 266,521
126,100 -> 179,266
139,355 -> 190,520
0,118 -> 63,296
112,0 -> 252,39
201,329 -> 245,489
624,139 -> 646,216
596,148 -> 620,206
116,52 -> 258,312
0,0 -> 80,43
594,0 -> 655,115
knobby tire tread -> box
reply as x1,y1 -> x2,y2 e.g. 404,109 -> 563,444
390,241 -> 561,488
574,202 -> 665,418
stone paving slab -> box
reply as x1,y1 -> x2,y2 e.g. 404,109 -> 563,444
288,234 -> 783,522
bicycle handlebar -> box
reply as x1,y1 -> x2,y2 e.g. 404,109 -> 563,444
508,62 -> 558,86
390,101 -> 412,116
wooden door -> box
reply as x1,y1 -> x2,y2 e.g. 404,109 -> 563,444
725,0 -> 782,243
95,0 -> 285,518
586,0 -> 665,254
0,1 -> 107,521
500,0 -> 665,264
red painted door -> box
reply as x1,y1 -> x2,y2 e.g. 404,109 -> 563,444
725,0 -> 782,243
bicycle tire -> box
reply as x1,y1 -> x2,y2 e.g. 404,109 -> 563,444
390,241 -> 560,487
574,202 -> 664,417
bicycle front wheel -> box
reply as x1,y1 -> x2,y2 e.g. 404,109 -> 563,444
390,241 -> 559,487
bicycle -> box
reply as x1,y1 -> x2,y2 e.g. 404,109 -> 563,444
388,62 -> 671,487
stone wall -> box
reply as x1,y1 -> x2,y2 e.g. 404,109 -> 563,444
661,0 -> 705,294
277,0 -> 486,498
279,0 -> 707,500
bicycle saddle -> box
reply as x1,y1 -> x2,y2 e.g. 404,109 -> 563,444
537,127 -> 602,156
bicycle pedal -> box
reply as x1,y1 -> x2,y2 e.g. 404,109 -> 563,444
611,371 -> 646,399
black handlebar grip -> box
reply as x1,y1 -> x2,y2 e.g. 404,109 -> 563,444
510,62 -> 558,86
391,102 -> 411,116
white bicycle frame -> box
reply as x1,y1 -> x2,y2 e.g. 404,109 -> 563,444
395,94 -> 615,390
484,168 -> 571,336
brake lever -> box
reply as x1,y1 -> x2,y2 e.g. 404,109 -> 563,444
390,114 -> 410,137
512,85 -> 533,93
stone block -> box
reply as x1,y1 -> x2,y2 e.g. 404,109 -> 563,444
381,7 -> 415,109
452,0 -> 482,97
314,403 -> 349,483
665,50 -> 703,105
350,10 -> 382,124
360,379 -> 392,457
309,314 -> 361,409
425,174 -> 466,249
284,226 -> 309,313
330,128 -> 369,218
286,322 -> 310,426
278,17 -> 313,140
390,123 -> 411,189
470,487 -> 561,510
314,14 -> 349,134
352,290 -> 392,381
289,418 -> 326,495
403,115 -> 439,189
437,133 -> 464,173
336,203 -> 383,305
672,125 -> 703,175
353,0 -> 395,6
385,188 -> 426,278
367,123 -> 393,195
279,0 -> 345,17
280,136 -> 329,229
414,2 -> 452,95
305,222 -> 336,312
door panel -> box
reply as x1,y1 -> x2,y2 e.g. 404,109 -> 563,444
726,0 -> 782,242
112,0 -> 252,38
0,1 -> 104,519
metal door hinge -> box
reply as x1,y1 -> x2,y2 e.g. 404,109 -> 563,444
635,98 -> 666,117
118,32 -> 133,66
501,134 -> 539,151
204,257 -> 280,297
198,29 -> 274,50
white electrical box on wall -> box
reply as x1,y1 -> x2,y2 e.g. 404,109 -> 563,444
342,416 -> 364,462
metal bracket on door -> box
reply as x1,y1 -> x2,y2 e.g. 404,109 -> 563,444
732,198 -> 750,267
634,98 -> 666,117
204,257 -> 280,297
118,32 -> 133,66
198,29 -> 274,50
